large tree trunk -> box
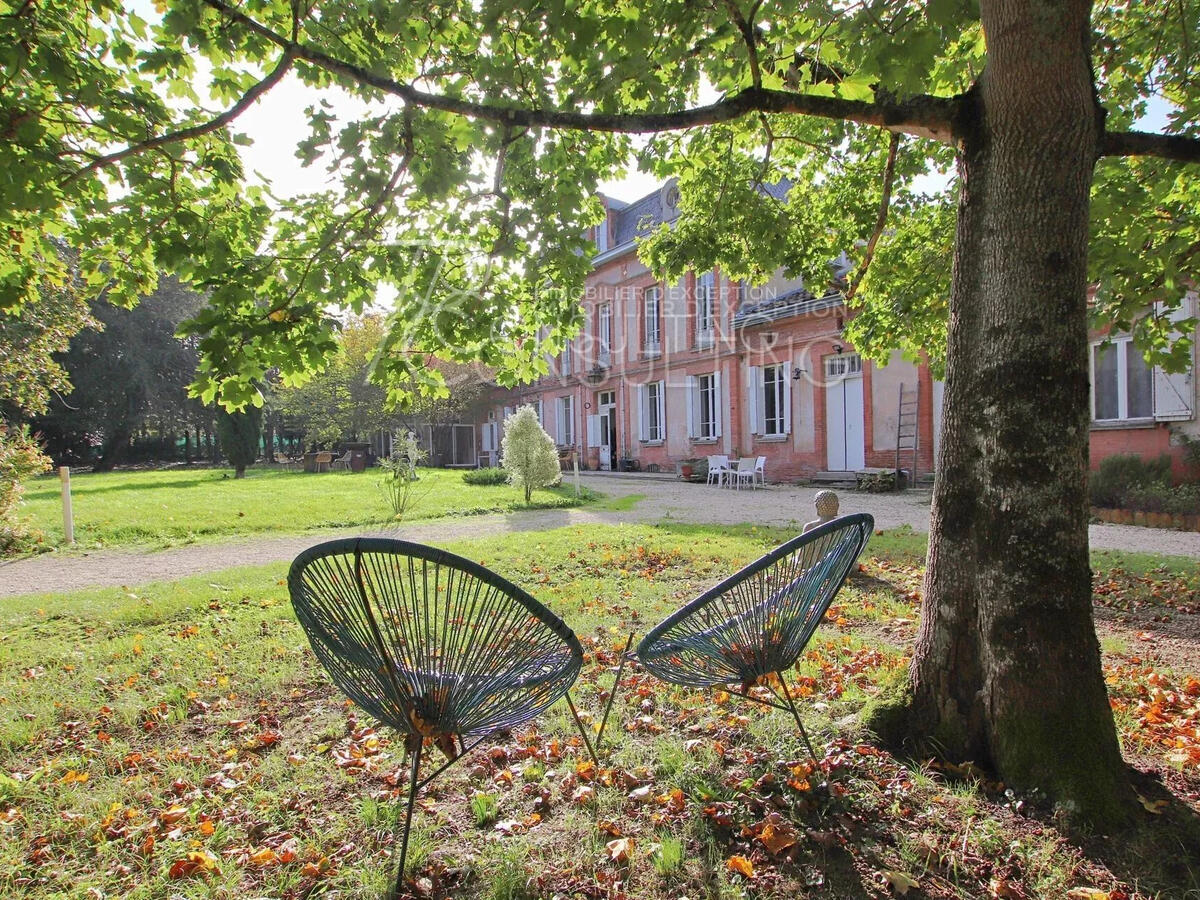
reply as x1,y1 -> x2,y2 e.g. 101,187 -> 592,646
93,427 -> 130,473
908,0 -> 1130,821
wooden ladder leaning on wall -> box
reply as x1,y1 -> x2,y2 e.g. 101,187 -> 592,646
895,383 -> 919,487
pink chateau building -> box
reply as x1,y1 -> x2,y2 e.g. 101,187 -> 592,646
473,182 -> 1197,483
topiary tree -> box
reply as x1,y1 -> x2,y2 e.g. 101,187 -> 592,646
215,405 -> 262,478
500,406 -> 560,503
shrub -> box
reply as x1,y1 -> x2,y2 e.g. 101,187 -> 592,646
0,424 -> 51,554
1122,482 -> 1200,516
1088,453 -> 1171,508
380,431 -> 428,520
500,406 -> 561,502
463,466 -> 507,486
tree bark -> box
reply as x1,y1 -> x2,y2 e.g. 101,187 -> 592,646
93,428 -> 130,473
908,0 -> 1131,821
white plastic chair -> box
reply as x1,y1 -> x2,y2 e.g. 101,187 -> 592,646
754,456 -> 766,488
732,457 -> 756,490
706,455 -> 730,487
330,451 -> 353,472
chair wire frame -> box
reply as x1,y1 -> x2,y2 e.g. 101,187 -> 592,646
636,514 -> 874,758
288,538 -> 584,899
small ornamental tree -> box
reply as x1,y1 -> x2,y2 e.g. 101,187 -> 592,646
500,406 -> 560,503
215,406 -> 262,478
0,425 -> 51,554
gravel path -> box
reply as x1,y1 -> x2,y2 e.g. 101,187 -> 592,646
2,474 -> 1196,597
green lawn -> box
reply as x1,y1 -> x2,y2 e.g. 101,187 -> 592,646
20,467 -> 596,550
2,524 -> 1196,899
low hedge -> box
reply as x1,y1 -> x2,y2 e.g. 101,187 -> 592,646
462,466 -> 508,486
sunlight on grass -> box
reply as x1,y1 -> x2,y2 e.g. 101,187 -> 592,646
21,467 -> 596,549
0,524 -> 1196,898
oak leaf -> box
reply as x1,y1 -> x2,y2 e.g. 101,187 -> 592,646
606,837 -> 635,863
727,855 -> 754,878
884,870 -> 919,895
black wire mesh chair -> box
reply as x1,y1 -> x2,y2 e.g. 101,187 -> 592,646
636,514 -> 873,758
288,538 -> 584,899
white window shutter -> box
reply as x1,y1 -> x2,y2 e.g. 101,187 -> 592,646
686,376 -> 697,439
481,424 -> 494,452
746,366 -> 760,436
637,384 -> 648,441
713,371 -> 723,437
782,363 -> 793,434
655,380 -> 666,437
586,414 -> 601,447
1153,293 -> 1197,422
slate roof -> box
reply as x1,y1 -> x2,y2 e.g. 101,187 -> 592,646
605,179 -> 794,249
611,189 -> 676,246
732,285 -> 844,328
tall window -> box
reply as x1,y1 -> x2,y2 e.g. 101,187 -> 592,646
557,395 -> 574,445
763,364 -> 786,436
1092,338 -> 1152,422
644,286 -> 661,351
639,381 -> 664,442
695,272 -> 715,341
598,303 -> 612,363
698,373 -> 717,439
560,341 -> 572,376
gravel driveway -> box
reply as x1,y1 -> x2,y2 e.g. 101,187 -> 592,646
1,474 -> 1196,597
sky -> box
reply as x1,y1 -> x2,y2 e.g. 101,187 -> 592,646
231,72 -> 1175,211
234,74 -> 664,206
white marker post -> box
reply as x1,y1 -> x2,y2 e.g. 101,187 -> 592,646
573,452 -> 580,498
59,466 -> 75,545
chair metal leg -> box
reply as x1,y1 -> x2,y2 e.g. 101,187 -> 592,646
595,632 -> 634,747
390,748 -> 423,900
564,692 -> 601,767
775,676 -> 818,762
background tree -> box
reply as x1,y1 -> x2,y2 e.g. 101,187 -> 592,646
273,316 -> 397,447
5,0 -> 1200,822
500,405 -> 561,503
30,278 -> 206,468
0,254 -> 95,552
215,405 -> 262,478
0,278 -> 97,423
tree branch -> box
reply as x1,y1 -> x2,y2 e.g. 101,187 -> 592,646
201,0 -> 956,139
844,132 -> 900,305
62,49 -> 296,185
722,0 -> 762,90
1101,129 -> 1200,163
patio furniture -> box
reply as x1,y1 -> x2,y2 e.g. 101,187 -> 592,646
754,455 -> 767,487
706,454 -> 730,487
276,453 -> 302,472
330,450 -> 353,472
288,538 -> 584,897
311,451 -> 333,473
636,514 -> 873,759
731,456 -> 756,490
